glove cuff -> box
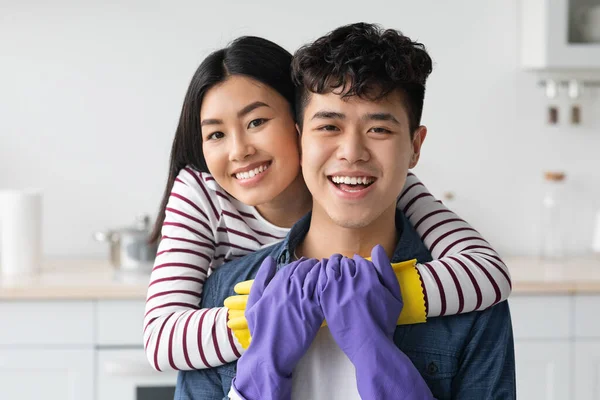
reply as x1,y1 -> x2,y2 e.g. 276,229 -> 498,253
393,260 -> 427,325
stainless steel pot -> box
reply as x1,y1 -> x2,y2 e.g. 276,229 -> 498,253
94,214 -> 158,273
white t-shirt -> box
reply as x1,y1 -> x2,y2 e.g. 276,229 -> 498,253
229,326 -> 360,400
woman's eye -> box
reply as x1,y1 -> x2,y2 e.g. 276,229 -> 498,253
318,125 -> 339,131
247,118 -> 268,129
206,132 -> 225,141
369,127 -> 392,134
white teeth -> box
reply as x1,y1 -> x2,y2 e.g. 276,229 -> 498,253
331,176 -> 375,185
235,163 -> 270,180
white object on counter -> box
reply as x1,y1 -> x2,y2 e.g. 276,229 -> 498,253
0,189 -> 42,277
592,210 -> 600,254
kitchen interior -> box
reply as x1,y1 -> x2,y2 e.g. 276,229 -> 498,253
1,0 -> 600,399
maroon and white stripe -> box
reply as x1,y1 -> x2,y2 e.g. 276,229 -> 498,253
398,173 -> 511,317
144,167 -> 288,372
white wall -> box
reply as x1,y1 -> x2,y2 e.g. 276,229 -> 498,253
1,0 -> 599,258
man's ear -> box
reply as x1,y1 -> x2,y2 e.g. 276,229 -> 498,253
409,126 -> 427,168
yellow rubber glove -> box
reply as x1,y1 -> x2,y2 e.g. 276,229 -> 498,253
391,258 -> 427,325
225,259 -> 426,349
224,293 -> 251,349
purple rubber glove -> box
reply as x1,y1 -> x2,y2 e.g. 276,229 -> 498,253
319,245 -> 434,400
231,256 -> 324,400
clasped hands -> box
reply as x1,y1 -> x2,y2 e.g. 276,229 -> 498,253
228,245 -> 434,400
225,249 -> 417,350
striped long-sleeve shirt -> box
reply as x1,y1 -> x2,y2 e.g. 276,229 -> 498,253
143,166 -> 511,372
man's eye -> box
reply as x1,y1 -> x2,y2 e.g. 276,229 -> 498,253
206,132 -> 225,141
248,118 -> 268,129
318,125 -> 339,131
369,127 -> 392,134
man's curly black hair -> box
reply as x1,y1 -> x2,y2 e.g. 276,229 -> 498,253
291,22 -> 433,134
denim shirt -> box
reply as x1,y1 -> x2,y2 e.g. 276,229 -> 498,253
175,212 -> 516,400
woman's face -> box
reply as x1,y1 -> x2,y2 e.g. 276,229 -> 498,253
200,75 -> 301,206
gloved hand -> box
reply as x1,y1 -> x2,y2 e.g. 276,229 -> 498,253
224,258 -> 425,350
224,281 -> 252,349
230,256 -> 324,400
319,245 -> 434,399
318,245 -> 402,354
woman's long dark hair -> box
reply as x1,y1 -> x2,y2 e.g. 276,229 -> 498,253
150,36 -> 295,243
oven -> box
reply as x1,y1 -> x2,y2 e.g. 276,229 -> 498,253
96,349 -> 177,400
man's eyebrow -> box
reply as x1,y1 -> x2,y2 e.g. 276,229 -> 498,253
201,101 -> 270,127
237,101 -> 270,118
311,110 -> 346,120
363,113 -> 400,124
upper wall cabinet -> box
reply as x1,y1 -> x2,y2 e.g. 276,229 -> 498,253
521,0 -> 600,70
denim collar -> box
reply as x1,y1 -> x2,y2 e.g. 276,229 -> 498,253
275,212 -> 312,266
274,210 -> 416,265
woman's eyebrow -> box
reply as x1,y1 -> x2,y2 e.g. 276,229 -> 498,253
201,118 -> 222,127
237,101 -> 270,118
201,101 -> 271,126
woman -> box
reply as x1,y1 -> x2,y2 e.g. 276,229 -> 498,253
143,36 -> 511,372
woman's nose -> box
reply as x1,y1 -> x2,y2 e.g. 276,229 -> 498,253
229,134 -> 256,162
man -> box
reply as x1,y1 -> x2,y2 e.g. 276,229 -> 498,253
175,22 -> 516,399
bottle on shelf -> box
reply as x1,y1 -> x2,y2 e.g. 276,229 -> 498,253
539,171 -> 567,261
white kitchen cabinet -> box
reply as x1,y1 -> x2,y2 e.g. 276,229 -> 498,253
509,295 -> 571,339
520,0 -> 600,69
0,299 -> 178,400
574,295 -> 600,338
514,341 -> 571,400
511,294 -> 600,399
0,300 -> 95,345
96,300 -> 146,346
511,295 -> 572,400
574,342 -> 600,400
0,348 -> 94,400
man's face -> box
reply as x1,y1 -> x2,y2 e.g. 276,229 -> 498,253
300,90 -> 426,229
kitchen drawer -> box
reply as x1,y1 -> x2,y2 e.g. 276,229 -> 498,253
0,348 -> 94,400
509,295 -> 571,339
0,300 -> 94,345
96,300 -> 145,346
574,295 -> 600,338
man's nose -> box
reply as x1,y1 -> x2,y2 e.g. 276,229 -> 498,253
336,130 -> 370,163
229,133 -> 256,162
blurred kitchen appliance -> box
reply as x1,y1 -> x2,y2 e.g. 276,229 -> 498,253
97,349 -> 176,400
94,215 -> 158,274
0,189 -> 42,277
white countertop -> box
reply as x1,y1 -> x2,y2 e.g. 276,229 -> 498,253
1,256 -> 600,300
508,256 -> 600,295
0,259 -> 150,300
